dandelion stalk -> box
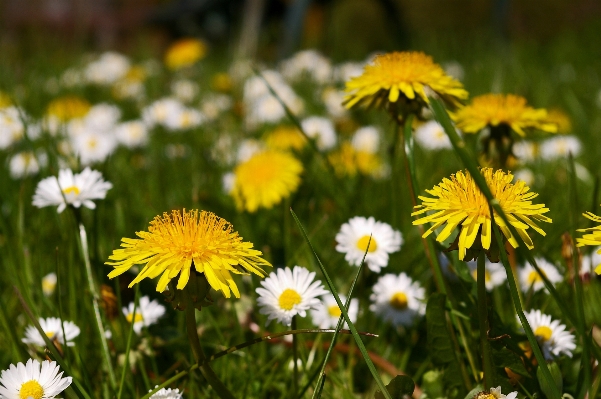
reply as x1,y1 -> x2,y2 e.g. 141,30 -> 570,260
476,252 -> 494,388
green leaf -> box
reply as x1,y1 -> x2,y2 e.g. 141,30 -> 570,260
463,385 -> 484,399
491,348 -> 529,378
537,362 -> 563,399
374,375 -> 415,399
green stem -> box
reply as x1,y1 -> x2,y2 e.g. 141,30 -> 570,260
117,285 -> 139,399
476,252 -> 494,389
184,287 -> 236,399
292,316 -> 299,397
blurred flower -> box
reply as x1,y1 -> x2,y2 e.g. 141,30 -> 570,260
222,172 -> 235,194
123,296 -> 166,334
522,309 -> 575,359
165,38 -> 207,70
442,61 -> 465,82
474,386 -> 517,399
370,273 -> 425,327
546,108 -> 572,134
335,216 -> 402,273
453,94 -> 557,137
414,120 -> 453,150
333,61 -> 365,83
351,126 -> 380,153
22,317 -> 80,347
518,258 -> 563,292
328,142 -> 383,178
311,294 -> 358,329
581,246 -> 601,276
0,91 -> 11,107
164,108 -> 205,131
211,72 -> 233,92
42,272 -> 57,296
264,126 -> 307,151
301,116 -> 337,151
513,169 -> 535,186
149,385 -> 183,399
0,106 -> 25,149
0,359 -> 72,399
71,130 -> 118,165
46,96 -> 91,122
344,51 -> 468,112
231,150 -> 303,212
280,50 -> 332,84
256,266 -> 327,326
115,120 -> 149,149
142,98 -> 186,128
466,259 -> 506,291
321,88 -> 348,118
236,139 -> 263,163
539,136 -> 581,160
32,167 -> 112,213
84,52 -> 131,85
577,210 -> 601,274
171,79 -> 199,103
201,94 -> 233,121
512,141 -> 537,163
106,209 -> 270,297
112,65 -> 147,100
412,168 -> 551,261
9,151 -> 47,179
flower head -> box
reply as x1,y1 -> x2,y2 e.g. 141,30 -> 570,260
107,210 -> 271,298
22,317 -> 80,347
328,143 -> 383,178
123,296 -> 166,334
370,273 -> 425,327
522,309 -> 575,359
518,258 -> 563,293
264,126 -> 307,151
578,212 -> 601,274
311,294 -> 359,329
539,135 -> 581,160
256,266 -> 328,326
474,386 -> 517,399
335,216 -> 402,272
46,96 -> 91,122
42,273 -> 58,297
412,168 -> 551,261
414,120 -> 453,150
32,167 -> 112,213
344,51 -> 468,111
0,359 -> 72,399
165,38 -> 207,70
231,150 -> 303,212
149,385 -> 183,399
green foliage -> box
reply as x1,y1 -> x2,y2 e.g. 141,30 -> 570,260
374,375 -> 415,399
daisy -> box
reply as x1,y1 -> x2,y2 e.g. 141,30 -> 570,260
149,385 -> 183,399
322,88 -> 348,118
70,130 -> 118,165
512,141 -> 537,163
0,359 -> 72,399
0,106 -> 25,149
513,169 -> 535,186
370,273 -> 425,327
256,266 -> 328,326
42,272 -> 58,296
474,386 -> 517,399
171,79 -> 199,103
311,294 -> 359,329
9,151 -> 45,179
123,296 -> 166,334
414,120 -> 453,150
539,135 -> 582,160
522,309 -> 576,359
115,120 -> 149,149
518,258 -> 563,293
335,216 -> 402,273
351,126 -> 380,153
300,116 -> 337,151
32,167 -> 112,213
83,103 -> 122,131
201,94 -> 233,121
466,259 -> 506,291
142,98 -> 186,129
22,317 -> 80,347
280,50 -> 332,84
84,51 -> 131,85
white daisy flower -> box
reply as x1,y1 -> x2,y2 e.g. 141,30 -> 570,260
540,135 -> 582,160
149,385 -> 183,399
522,309 -> 576,359
84,51 -> 131,85
335,216 -> 402,273
581,246 -> 601,276
32,167 -> 112,213
513,168 -> 535,186
123,296 -> 166,334
222,172 -> 236,194
311,294 -> 359,329
71,130 -> 118,165
142,98 -> 186,128
301,116 -> 337,151
84,103 -> 121,131
370,273 -> 425,327
42,272 -> 58,296
9,151 -> 47,179
280,50 -> 332,84
22,317 -> 80,347
201,94 -> 233,121
164,108 -> 205,131
475,386 -> 518,399
115,120 -> 149,149
351,126 -> 380,154
256,266 -> 328,327
321,88 -> 348,118
0,358 -> 72,399
414,120 -> 453,150
0,106 -> 25,149
171,79 -> 199,103
512,141 -> 537,163
466,259 -> 507,291
518,257 -> 563,293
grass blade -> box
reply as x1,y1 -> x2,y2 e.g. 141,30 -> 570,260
117,285 -> 139,399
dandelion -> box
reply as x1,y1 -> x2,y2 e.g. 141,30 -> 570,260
370,273 -> 425,327
474,386 -> 517,399
328,142 -> 383,178
412,168 -> 551,261
231,150 -> 303,212
149,385 -> 183,399
22,317 -> 80,347
335,216 -> 402,273
42,272 -> 58,296
106,209 -> 271,298
518,258 -> 563,293
123,296 -> 166,334
311,294 -> 359,329
264,126 -> 307,151
256,266 -> 328,326
522,309 -> 576,359
32,167 -> 113,213
546,108 -> 572,134
0,359 -> 72,399
164,38 -> 207,70
46,96 -> 91,122
344,51 -> 468,113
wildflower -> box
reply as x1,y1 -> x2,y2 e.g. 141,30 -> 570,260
115,120 -> 149,149
322,88 -> 348,118
370,273 -> 425,327
211,72 -> 233,92
164,38 -> 207,70
42,272 -> 58,296
336,216 -> 402,273
149,385 -> 183,399
344,51 -> 468,115
46,96 -> 91,122
256,266 -> 328,326
280,50 -> 332,84
518,258 -> 563,292
200,94 -> 233,121
123,296 -> 166,334
22,317 -> 80,347
0,359 -> 72,399
142,98 -> 186,128
512,141 -> 537,163
522,309 -> 576,359
414,120 -> 453,150
300,116 -> 337,151
412,168 -> 551,261
9,151 -> 45,179
580,246 -> 601,277
539,135 -> 581,160
71,130 -> 118,165
84,52 -> 131,85
328,143 -> 383,178
236,139 -> 263,163
171,79 -> 199,102
231,150 -> 303,212
474,386 -> 517,399
311,294 -> 359,329
264,126 -> 307,151
466,259 -> 506,291
32,167 -> 113,213
351,126 -> 380,153
106,209 -> 271,298
0,106 -> 25,149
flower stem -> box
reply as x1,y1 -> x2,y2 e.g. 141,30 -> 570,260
183,287 -> 236,399
292,315 -> 299,397
476,252 -> 494,389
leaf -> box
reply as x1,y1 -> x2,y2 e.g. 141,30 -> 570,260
537,362 -> 563,399
374,375 -> 415,399
492,347 -> 529,377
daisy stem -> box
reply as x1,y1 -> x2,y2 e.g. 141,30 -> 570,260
476,252 -> 494,389
117,285 -> 139,399
292,315 -> 299,397
183,287 -> 236,399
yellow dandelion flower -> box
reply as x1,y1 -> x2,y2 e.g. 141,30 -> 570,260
165,38 -> 207,71
264,126 -> 307,151
211,72 -> 233,92
46,96 -> 91,122
106,209 -> 271,298
453,94 -> 557,137
546,108 -> 571,134
328,142 -> 382,177
344,51 -> 468,110
232,150 -> 303,213
412,168 -> 551,261
577,208 -> 601,273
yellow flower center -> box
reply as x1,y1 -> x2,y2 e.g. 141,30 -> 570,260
62,186 -> 80,195
278,288 -> 302,311
390,292 -> 408,310
19,380 -> 44,399
527,270 -> 546,285
126,313 -> 144,323
356,235 -> 377,253
46,331 -> 55,338
328,305 -> 342,318
534,326 -> 553,342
